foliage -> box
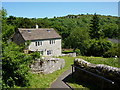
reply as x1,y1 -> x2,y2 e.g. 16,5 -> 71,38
75,48 -> 81,55
102,23 -> 119,38
1,7 -> 7,18
30,51 -> 41,60
83,38 -> 113,56
1,8 -> 40,88
2,24 -> 14,42
2,8 -> 15,43
2,42 -> 32,88
103,43 -> 119,57
89,13 -> 104,39
66,27 -> 89,54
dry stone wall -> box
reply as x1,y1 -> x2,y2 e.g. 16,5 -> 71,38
74,58 -> 120,89
30,57 -> 65,74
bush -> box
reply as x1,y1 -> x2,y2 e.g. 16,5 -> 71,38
83,38 -> 113,57
103,43 -> 119,57
75,49 -> 81,55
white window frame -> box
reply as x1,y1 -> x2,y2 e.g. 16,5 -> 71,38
35,41 -> 42,46
50,40 -> 55,44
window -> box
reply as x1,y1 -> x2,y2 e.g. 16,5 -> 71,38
35,42 -> 38,46
39,41 -> 42,45
47,50 -> 52,55
35,41 -> 42,46
50,40 -> 55,44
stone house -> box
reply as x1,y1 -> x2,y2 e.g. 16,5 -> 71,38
12,27 -> 62,56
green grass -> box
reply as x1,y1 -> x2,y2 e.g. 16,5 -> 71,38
77,56 -> 120,68
26,56 -> 119,88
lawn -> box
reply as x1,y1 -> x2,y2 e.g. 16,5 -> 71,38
26,56 -> 119,88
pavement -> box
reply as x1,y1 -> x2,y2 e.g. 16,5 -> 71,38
50,67 -> 73,89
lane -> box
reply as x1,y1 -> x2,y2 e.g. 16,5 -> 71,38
50,67 -> 73,89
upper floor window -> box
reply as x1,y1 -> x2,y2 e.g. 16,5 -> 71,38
35,41 -> 42,46
50,40 -> 55,44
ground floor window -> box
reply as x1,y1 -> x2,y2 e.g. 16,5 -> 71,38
47,50 -> 52,55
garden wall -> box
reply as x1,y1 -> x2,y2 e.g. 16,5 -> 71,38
73,58 -> 120,89
30,57 -> 65,74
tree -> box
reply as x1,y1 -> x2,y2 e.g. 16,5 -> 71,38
102,23 -> 118,38
67,27 -> 90,55
84,38 -> 113,56
2,24 -> 14,42
89,13 -> 104,39
1,7 -> 7,19
103,43 -> 119,57
2,42 -> 32,87
1,8 -> 15,43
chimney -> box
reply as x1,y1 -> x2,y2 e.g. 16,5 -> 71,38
36,24 -> 39,29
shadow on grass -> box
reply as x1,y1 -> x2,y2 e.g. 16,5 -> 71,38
62,72 -> 100,90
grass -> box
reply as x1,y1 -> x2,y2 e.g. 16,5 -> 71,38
26,56 -> 119,88
77,56 -> 120,68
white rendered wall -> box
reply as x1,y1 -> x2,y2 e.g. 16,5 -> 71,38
28,39 -> 61,56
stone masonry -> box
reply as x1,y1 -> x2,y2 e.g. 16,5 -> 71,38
30,57 -> 65,74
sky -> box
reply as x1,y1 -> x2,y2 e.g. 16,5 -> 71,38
2,2 -> 119,18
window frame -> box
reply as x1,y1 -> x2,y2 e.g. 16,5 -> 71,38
35,41 -> 42,46
50,40 -> 55,44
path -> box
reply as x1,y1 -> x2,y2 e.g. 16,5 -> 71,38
50,67 -> 73,89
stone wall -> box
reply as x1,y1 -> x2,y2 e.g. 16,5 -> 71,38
30,57 -> 65,74
61,52 -> 76,57
73,58 -> 120,89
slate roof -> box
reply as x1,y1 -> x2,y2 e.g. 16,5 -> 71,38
18,28 -> 61,40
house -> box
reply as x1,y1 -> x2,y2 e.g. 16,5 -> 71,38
12,26 -> 62,56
